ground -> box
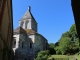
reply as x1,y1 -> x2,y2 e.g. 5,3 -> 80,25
50,55 -> 80,60
69,55 -> 80,60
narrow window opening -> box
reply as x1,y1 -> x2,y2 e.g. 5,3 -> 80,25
25,21 -> 28,29
22,42 -> 23,48
30,43 -> 32,48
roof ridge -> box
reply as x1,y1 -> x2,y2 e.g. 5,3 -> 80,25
14,27 -> 26,34
20,6 -> 35,20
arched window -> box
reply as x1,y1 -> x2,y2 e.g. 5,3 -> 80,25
30,43 -> 32,48
25,21 -> 29,29
22,42 -> 24,48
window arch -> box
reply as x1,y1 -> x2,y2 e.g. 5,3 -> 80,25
22,42 -> 24,48
30,43 -> 32,48
25,21 -> 28,29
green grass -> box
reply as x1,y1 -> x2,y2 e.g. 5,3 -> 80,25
69,55 -> 80,60
49,55 -> 80,60
74,55 -> 80,60
69,55 -> 75,60
48,55 -> 69,60
51,55 -> 68,58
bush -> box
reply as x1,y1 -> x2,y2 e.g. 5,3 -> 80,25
47,57 -> 54,60
35,50 -> 50,60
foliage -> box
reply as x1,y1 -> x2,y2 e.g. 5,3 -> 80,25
35,24 -> 79,60
49,43 -> 56,55
49,43 -> 55,48
35,50 -> 50,60
54,24 -> 79,55
58,37 -> 71,55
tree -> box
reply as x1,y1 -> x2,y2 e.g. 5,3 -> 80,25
57,24 -> 79,55
61,31 -> 71,38
49,43 -> 56,55
58,37 -> 71,55
35,50 -> 50,60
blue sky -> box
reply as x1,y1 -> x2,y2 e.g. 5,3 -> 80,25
12,0 -> 75,43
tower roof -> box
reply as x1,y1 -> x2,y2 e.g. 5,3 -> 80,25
20,6 -> 35,21
14,27 -> 26,34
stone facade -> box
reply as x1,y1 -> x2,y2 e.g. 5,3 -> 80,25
13,6 -> 49,60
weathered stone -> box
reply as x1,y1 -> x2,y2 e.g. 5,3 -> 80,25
13,6 -> 49,60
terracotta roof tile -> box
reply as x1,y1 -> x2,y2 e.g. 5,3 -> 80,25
25,29 -> 37,34
14,27 -> 26,34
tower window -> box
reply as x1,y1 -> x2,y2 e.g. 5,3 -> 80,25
30,43 -> 32,48
22,42 -> 24,48
25,21 -> 28,29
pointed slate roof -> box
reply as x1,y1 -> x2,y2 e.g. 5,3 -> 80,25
20,6 -> 35,21
14,27 -> 26,34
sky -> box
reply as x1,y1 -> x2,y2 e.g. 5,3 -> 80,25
12,0 -> 75,44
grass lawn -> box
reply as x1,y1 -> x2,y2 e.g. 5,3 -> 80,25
51,55 -> 68,58
50,55 -> 80,60
74,55 -> 80,60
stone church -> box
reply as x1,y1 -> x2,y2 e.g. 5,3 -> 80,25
13,6 -> 49,60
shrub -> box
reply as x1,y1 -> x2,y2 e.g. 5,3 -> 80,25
35,50 -> 50,60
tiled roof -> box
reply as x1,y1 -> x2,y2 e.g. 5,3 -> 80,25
14,27 -> 26,34
25,29 -> 37,34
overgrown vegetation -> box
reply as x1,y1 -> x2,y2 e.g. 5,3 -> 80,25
35,50 -> 50,60
35,24 -> 80,60
55,24 -> 79,55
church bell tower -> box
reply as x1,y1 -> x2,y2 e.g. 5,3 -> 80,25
19,6 -> 37,32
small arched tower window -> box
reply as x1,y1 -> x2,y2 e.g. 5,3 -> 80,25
22,42 -> 24,48
25,21 -> 29,29
30,43 -> 32,48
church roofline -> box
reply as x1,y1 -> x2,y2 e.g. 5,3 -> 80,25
25,29 -> 48,42
28,6 -> 31,12
19,6 -> 37,24
13,27 -> 26,34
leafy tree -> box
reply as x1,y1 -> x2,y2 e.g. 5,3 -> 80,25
55,42 -> 59,46
49,43 -> 56,55
56,24 -> 79,55
58,37 -> 71,55
55,46 -> 62,55
61,31 -> 71,38
69,24 -> 78,38
35,50 -> 50,60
